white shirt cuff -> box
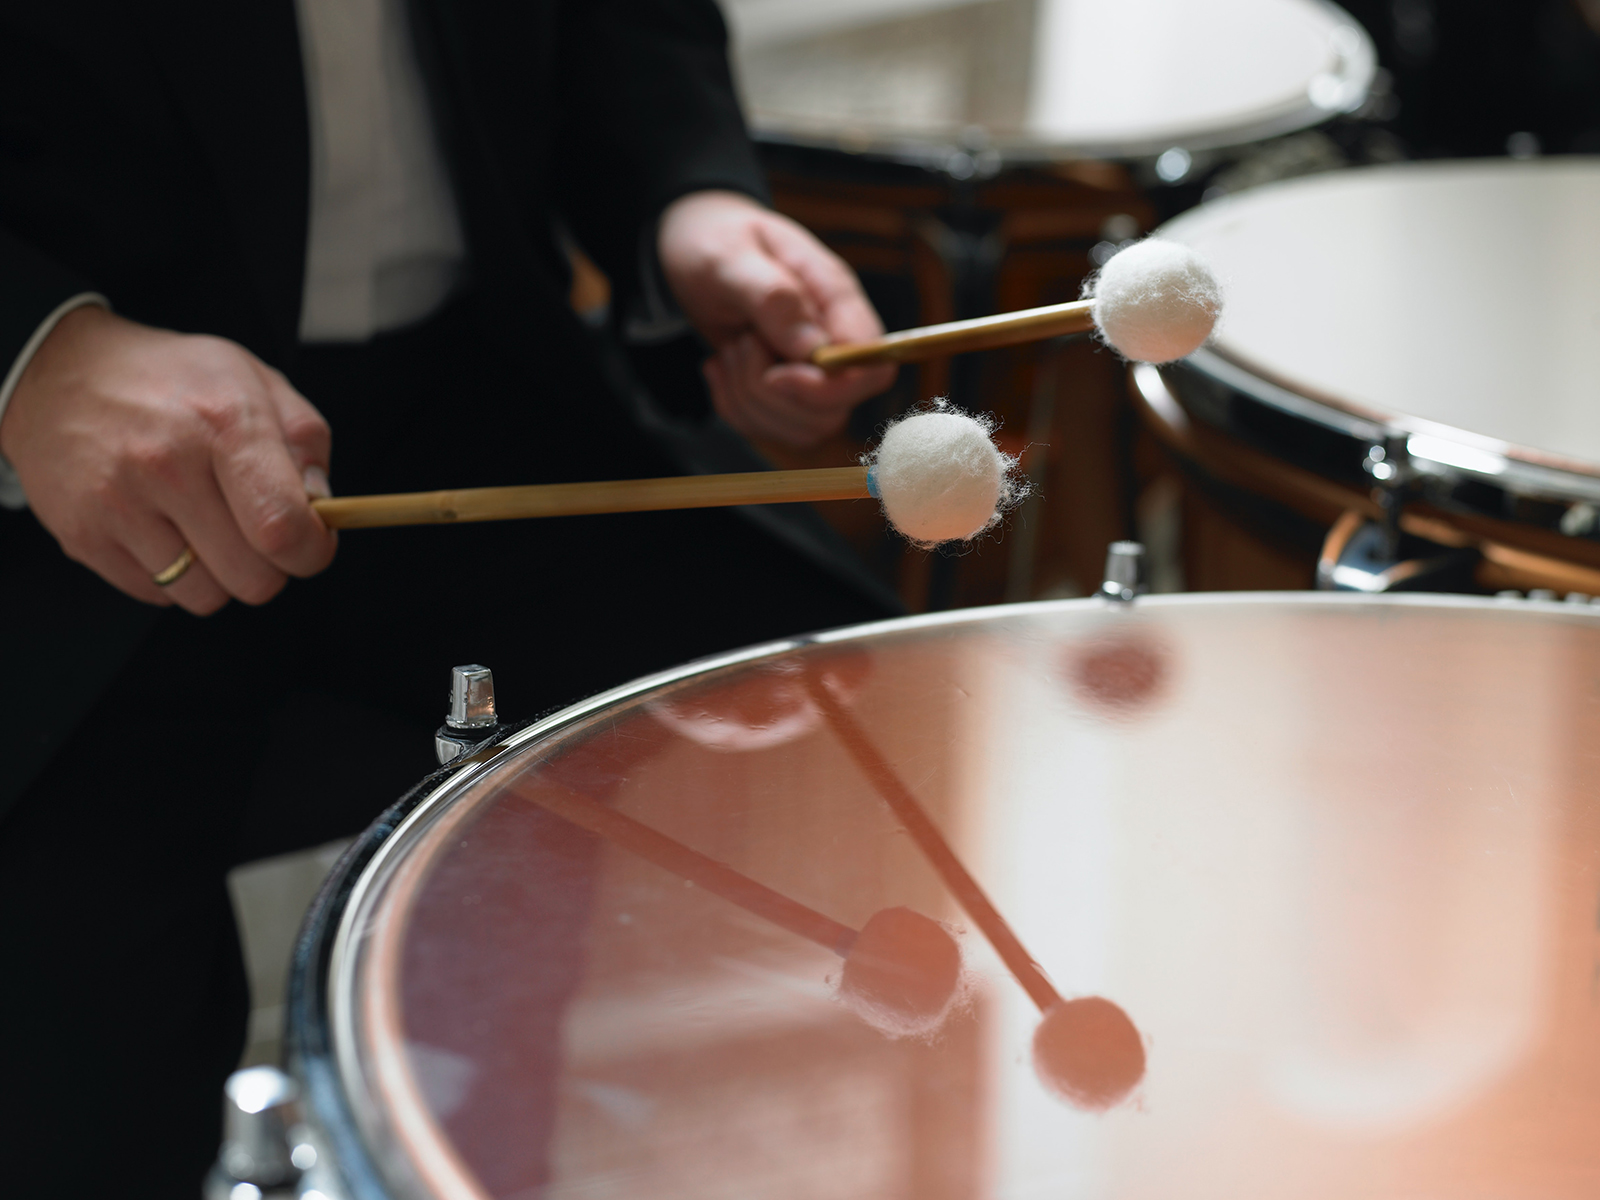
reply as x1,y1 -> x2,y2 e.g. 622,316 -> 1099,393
0,292 -> 111,510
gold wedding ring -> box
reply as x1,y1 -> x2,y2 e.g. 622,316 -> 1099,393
152,546 -> 197,587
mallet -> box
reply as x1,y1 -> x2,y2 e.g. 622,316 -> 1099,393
309,239 -> 1220,548
311,403 -> 1020,549
812,237 -> 1220,369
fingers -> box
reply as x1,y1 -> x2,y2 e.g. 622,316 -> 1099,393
716,246 -> 828,362
659,191 -> 892,386
706,346 -> 827,447
260,364 -> 332,487
705,334 -> 890,449
768,359 -> 897,413
211,365 -> 339,580
73,540 -> 179,610
163,470 -> 291,606
694,210 -> 895,448
705,340 -> 816,446
4,312 -> 343,614
69,522 -> 231,616
109,353 -> 335,606
757,217 -> 887,346
138,543 -> 231,617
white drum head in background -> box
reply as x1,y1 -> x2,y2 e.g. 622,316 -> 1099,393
724,0 -> 1374,164
1161,159 -> 1600,480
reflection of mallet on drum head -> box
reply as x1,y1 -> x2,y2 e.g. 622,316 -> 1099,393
309,240 -> 1220,550
513,778 -> 963,1037
803,669 -> 1147,1110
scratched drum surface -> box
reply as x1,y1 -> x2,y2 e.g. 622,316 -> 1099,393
327,595 -> 1600,1200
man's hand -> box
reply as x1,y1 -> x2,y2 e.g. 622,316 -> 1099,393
0,306 -> 337,614
657,190 -> 895,448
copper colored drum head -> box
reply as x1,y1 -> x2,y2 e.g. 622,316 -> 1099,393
293,595 -> 1600,1199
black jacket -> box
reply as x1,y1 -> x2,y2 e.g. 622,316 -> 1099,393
0,0 -> 765,365
0,0 -> 778,814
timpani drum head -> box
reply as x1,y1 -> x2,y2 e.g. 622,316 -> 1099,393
1159,159 -> 1600,507
292,595 -> 1600,1199
725,0 -> 1374,164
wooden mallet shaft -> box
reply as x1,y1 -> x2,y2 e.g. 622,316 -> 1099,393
804,671 -> 1063,1014
308,302 -> 1099,531
514,779 -> 858,958
311,303 -> 1092,532
312,465 -> 872,531
810,299 -> 1095,371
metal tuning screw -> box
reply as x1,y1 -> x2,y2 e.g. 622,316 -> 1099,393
205,1067 -> 301,1199
1099,541 -> 1146,603
435,664 -> 502,764
1362,434 -> 1411,560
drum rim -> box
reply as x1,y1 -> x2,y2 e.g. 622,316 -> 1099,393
284,590 -> 1594,1199
1159,158 -> 1600,507
1178,347 -> 1600,505
742,0 -> 1374,166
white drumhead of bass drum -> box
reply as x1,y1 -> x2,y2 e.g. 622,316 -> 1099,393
1161,159 -> 1600,475
727,0 -> 1373,161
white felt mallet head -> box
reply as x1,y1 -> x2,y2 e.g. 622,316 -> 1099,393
1088,238 -> 1223,364
864,401 -> 1024,548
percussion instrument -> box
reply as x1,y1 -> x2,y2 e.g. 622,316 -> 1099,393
1138,158 -> 1600,596
229,586 -> 1600,1197
727,0 -> 1375,168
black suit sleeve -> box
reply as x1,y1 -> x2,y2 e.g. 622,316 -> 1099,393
0,226 -> 96,388
549,0 -> 769,305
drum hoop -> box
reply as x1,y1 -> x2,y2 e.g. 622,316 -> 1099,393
287,591 -> 1596,1198
1181,347 -> 1600,507
746,0 -> 1374,166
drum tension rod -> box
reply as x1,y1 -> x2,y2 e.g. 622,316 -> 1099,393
436,664 -> 504,765
1099,541 -> 1147,603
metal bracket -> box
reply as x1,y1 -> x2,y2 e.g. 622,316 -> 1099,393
205,1067 -> 311,1199
1099,541 -> 1147,603
1361,434 -> 1412,560
1316,511 -> 1479,593
435,664 -> 503,764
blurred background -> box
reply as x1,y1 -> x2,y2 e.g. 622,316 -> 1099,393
593,0 -> 1600,610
